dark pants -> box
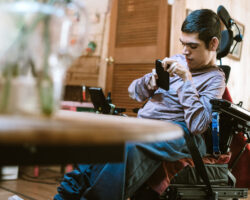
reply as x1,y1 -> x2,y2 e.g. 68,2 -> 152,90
54,121 -> 206,200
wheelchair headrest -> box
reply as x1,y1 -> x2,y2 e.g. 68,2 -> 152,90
216,5 -> 234,60
216,30 -> 234,60
216,5 -> 243,61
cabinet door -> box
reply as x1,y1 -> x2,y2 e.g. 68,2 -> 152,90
106,0 -> 171,116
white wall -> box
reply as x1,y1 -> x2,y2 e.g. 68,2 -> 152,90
185,0 -> 250,110
83,0 -> 111,90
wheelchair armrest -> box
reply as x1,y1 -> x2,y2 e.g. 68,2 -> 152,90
210,99 -> 250,125
207,99 -> 250,155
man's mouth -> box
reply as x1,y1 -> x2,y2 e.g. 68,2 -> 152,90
186,58 -> 192,63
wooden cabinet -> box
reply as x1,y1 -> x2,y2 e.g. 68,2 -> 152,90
66,56 -> 100,86
106,0 -> 172,116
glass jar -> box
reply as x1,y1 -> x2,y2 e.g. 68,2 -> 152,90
0,0 -> 88,116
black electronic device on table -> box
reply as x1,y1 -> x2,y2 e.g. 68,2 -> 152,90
88,87 -> 111,114
88,87 -> 126,115
155,59 -> 169,91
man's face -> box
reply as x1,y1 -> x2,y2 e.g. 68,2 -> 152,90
180,32 -> 214,71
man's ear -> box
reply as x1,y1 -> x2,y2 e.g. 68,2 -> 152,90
209,37 -> 219,51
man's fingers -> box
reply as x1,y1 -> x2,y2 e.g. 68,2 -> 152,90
152,68 -> 158,79
152,68 -> 156,76
167,62 -> 178,76
162,58 -> 177,71
147,83 -> 152,90
148,78 -> 157,90
151,69 -> 157,87
147,69 -> 158,90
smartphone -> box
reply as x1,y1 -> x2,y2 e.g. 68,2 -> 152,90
155,59 -> 169,91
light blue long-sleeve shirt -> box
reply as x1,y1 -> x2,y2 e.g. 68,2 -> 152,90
128,54 -> 226,134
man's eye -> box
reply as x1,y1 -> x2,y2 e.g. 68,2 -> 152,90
190,45 -> 198,49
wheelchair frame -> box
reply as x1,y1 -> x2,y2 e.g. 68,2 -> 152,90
159,5 -> 249,200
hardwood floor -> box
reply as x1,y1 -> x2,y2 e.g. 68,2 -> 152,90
246,191 -> 250,200
0,188 -> 14,199
242,191 -> 250,200
0,166 -> 60,200
0,166 -> 249,200
0,180 -> 58,200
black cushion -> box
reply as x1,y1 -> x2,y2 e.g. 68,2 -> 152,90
217,30 -> 234,60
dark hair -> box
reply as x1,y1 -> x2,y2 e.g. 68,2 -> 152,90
181,9 -> 221,48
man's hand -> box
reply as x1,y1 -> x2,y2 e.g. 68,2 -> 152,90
147,69 -> 158,90
162,57 -> 192,82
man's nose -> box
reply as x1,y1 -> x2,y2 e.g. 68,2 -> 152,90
182,46 -> 190,55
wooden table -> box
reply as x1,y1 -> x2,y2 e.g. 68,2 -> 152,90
0,110 -> 183,165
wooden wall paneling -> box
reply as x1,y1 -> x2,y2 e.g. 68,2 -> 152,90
115,0 -> 159,48
114,46 -> 157,63
66,56 -> 100,86
105,0 -> 171,115
111,64 -> 153,116
113,0 -> 161,64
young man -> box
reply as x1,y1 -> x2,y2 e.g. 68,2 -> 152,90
129,9 -> 225,135
54,9 -> 225,200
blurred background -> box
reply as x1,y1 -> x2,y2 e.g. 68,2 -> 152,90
66,0 -> 249,116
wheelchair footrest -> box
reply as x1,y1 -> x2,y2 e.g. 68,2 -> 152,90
160,184 -> 248,200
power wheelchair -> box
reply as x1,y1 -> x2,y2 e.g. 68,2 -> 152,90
88,5 -> 249,200
155,6 -> 249,200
